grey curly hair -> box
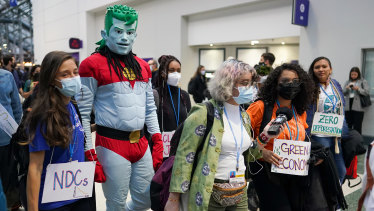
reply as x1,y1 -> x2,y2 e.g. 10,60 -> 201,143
208,59 -> 255,102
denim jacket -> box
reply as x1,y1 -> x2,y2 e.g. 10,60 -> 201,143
0,69 -> 22,146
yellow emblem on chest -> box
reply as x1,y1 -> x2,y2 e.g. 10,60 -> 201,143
122,67 -> 136,81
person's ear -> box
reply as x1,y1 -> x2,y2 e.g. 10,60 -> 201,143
101,30 -> 108,41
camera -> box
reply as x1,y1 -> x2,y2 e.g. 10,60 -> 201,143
349,84 -> 354,88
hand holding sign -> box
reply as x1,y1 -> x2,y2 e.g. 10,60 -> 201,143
262,148 -> 282,167
271,139 -> 311,176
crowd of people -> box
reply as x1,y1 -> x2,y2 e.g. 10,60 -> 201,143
0,3 -> 372,211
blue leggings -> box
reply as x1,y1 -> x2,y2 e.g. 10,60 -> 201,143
311,136 -> 346,183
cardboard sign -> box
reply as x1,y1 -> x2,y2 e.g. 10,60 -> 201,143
311,112 -> 344,137
271,139 -> 311,176
162,131 -> 175,158
0,103 -> 18,137
41,161 -> 95,203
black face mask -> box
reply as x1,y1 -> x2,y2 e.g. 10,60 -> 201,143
277,82 -> 301,100
258,62 -> 265,66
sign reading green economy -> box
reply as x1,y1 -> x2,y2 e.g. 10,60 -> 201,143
311,112 -> 344,137
271,139 -> 311,176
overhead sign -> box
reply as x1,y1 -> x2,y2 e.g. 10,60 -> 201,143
271,139 -> 311,176
311,112 -> 344,137
292,0 -> 309,26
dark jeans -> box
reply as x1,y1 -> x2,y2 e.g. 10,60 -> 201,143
40,197 -> 95,211
311,136 -> 346,183
345,110 -> 364,134
0,144 -> 21,208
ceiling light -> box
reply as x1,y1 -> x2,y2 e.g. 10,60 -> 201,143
209,44 -> 213,47
281,42 -> 285,45
251,40 -> 259,45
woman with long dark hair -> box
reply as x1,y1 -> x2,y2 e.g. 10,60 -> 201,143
246,63 -> 315,210
306,56 -> 347,183
343,67 -> 370,134
155,55 -> 191,156
188,65 -> 209,103
25,51 -> 94,211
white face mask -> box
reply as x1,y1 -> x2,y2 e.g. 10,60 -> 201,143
167,72 -> 181,86
201,70 -> 206,75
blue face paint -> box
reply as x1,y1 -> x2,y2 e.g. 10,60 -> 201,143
102,18 -> 137,55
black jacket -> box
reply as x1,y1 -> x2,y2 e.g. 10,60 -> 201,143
188,75 -> 207,103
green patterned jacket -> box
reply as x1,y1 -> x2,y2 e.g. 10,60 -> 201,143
169,100 -> 263,210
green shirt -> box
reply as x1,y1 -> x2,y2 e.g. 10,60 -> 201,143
169,100 -> 262,210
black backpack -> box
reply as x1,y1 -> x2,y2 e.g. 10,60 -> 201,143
150,101 -> 214,211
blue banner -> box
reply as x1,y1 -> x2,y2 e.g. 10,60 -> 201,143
292,0 -> 309,26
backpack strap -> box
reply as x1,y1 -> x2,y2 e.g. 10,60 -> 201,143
259,100 -> 274,134
192,101 -> 214,171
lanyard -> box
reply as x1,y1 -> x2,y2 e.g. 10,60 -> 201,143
276,100 -> 299,140
68,103 -> 78,161
319,82 -> 338,112
167,85 -> 181,126
223,106 -> 244,171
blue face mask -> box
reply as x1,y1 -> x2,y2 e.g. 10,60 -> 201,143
56,76 -> 81,97
233,86 -> 254,104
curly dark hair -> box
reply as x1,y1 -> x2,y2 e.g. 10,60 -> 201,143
258,63 -> 314,115
308,56 -> 332,103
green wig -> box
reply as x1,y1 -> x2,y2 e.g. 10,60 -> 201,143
96,5 -> 138,50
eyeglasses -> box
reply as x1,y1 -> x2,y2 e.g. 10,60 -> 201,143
279,78 -> 302,87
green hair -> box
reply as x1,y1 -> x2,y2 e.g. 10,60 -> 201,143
96,5 -> 138,49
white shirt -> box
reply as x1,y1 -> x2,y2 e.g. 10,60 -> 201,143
215,102 -> 252,180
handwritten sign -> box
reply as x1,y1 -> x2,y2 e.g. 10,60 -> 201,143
162,131 -> 175,158
311,112 -> 344,137
41,161 -> 95,203
271,139 -> 311,176
0,103 -> 18,137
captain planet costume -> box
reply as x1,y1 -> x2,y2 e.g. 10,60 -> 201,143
75,5 -> 163,210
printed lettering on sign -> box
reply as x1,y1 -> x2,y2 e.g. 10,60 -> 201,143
162,131 -> 175,158
41,161 -> 95,203
311,112 -> 344,137
271,139 -> 311,176
0,103 -> 18,137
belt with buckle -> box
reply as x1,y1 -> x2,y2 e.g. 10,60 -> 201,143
96,125 -> 144,143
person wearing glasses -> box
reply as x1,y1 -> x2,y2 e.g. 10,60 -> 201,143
165,60 -> 272,211
246,63 -> 314,211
